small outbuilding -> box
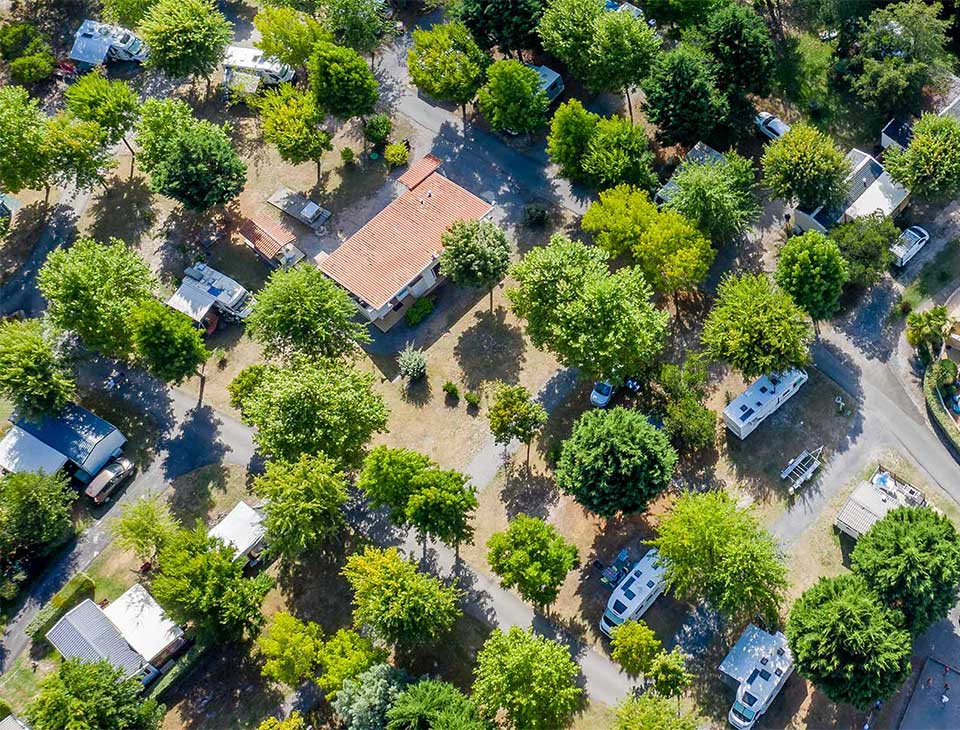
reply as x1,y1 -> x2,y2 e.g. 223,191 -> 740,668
835,466 -> 927,540
208,501 -> 267,566
239,215 -> 305,269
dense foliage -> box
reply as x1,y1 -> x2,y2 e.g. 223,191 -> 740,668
828,214 -> 897,288
885,114 -> 960,202
0,319 -> 74,419
139,0 -> 233,80
130,300 -> 209,383
477,59 -> 548,134
487,514 -> 578,607
761,123 -> 850,210
775,231 -> 849,322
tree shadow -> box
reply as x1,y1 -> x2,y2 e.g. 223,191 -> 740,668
84,174 -> 156,247
160,405 -> 230,481
168,463 -> 230,528
153,203 -> 241,286
401,376 -> 432,407
453,306 -> 525,391
275,534 -> 356,631
0,201 -> 47,284
500,461 -> 559,520
833,278 -> 904,364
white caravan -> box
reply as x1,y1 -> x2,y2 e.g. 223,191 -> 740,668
223,46 -> 295,85
598,549 -> 667,637
719,625 -> 794,729
69,20 -> 148,67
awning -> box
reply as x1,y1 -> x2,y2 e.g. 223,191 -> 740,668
0,425 -> 69,475
167,282 -> 216,323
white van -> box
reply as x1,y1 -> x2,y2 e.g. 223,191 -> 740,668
598,549 -> 667,637
223,46 -> 295,85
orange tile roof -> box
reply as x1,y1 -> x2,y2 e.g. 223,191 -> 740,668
320,170 -> 492,309
397,154 -> 442,190
239,215 -> 296,260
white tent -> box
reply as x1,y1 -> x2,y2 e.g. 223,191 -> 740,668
208,501 -> 266,562
166,282 -> 216,324
0,425 -> 68,475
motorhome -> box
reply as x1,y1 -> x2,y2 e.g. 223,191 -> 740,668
166,263 -> 255,332
722,369 -> 808,440
530,64 -> 564,104
598,549 -> 667,637
223,46 -> 295,85
69,20 -> 148,67
719,625 -> 794,729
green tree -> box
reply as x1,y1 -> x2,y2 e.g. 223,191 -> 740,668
472,626 -> 582,730
702,3 -> 775,96
147,119 -> 246,211
233,358 -> 388,465
582,185 -> 714,294
342,546 -> 462,646
408,22 -> 490,124
537,0 -> 603,79
254,84 -> 332,181
642,44 -> 727,147
0,85 -> 48,193
852,506 -> 960,636
254,6 -> 330,70
357,446 -> 433,523
586,9 -> 660,120
253,454 -> 348,560
486,514 -> 578,608
460,0 -> 543,57
787,574 -> 912,709
26,659 -> 163,730
653,491 -> 788,623
610,619 -> 662,678
828,214 -> 897,288
109,495 -> 179,562
42,113 -> 113,193
322,0 -> 387,56
332,663 -> 408,730
139,0 -> 233,83
701,273 -> 812,379
257,612 -> 323,687
258,714 -> 307,730
851,0 -> 951,114
38,237 -> 155,357
103,0 -> 158,26
308,41 -> 379,121
615,693 -> 697,730
386,680 -> 480,730
664,151 -> 760,243
64,71 -> 140,155
262,0 -> 324,13
228,364 -> 267,414
762,123 -> 850,210
439,219 -> 511,309
404,468 -> 478,551
649,648 -> 692,712
0,470 -> 74,562
246,264 -> 368,360
555,407 -> 677,517
644,0 -> 720,27
580,116 -> 657,192
886,113 -> 960,202
906,305 -> 949,357
487,384 -> 547,462
316,628 -> 387,698
0,319 -> 74,420
135,98 -> 194,173
546,99 -> 599,182
477,59 -> 547,135
152,526 -> 274,641
130,300 -> 209,383
658,359 -> 716,451
775,231 -> 848,323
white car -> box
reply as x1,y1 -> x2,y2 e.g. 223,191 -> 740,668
590,381 -> 615,408
890,225 -> 930,267
755,112 -> 790,141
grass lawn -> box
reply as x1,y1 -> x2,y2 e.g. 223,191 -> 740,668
895,238 -> 960,314
0,651 -> 58,715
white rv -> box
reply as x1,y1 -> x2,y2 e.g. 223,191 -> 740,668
69,20 -> 148,67
719,625 -> 794,729
529,64 -> 564,104
223,46 -> 295,86
167,263 -> 255,329
598,549 -> 667,637
723,369 -> 808,440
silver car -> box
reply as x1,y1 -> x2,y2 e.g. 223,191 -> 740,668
755,112 -> 790,141
590,381 -> 615,408
85,455 -> 135,505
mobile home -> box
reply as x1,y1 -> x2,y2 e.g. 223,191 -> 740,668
598,548 -> 667,637
722,369 -> 808,440
719,624 -> 794,729
69,20 -> 148,67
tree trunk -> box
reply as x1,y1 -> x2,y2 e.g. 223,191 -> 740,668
316,158 -> 323,184
489,287 -> 494,312
625,88 -> 634,122
461,104 -> 468,130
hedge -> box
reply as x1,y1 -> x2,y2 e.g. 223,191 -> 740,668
25,572 -> 95,641
922,365 -> 960,460
148,639 -> 206,701
0,698 -> 11,719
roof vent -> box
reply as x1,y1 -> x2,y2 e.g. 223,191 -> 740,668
427,190 -> 433,198
862,177 -> 869,189
760,657 -> 769,665
776,647 -> 785,656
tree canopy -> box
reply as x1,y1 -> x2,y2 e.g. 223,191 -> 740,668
546,99 -> 599,183
0,85 -> 48,193
332,663 -> 408,730
408,22 -> 490,119
357,445 -> 433,523
0,470 -> 74,565
828,214 -> 897,288
487,383 -> 547,460
308,41 -> 379,121
254,6 -> 331,69
580,115 -> 657,192
614,693 -> 697,730
38,237 -> 154,357
461,0 -> 543,56
254,84 -> 332,180
439,219 -> 511,308
253,453 -> 348,560
246,264 -> 369,361
103,0 -> 159,26
851,506 -> 960,636
342,546 -> 461,645
64,71 -> 140,149
555,407 -> 677,517
322,0 -> 387,55
653,491 -> 787,623
610,619 -> 662,678
0,318 -> 74,420
139,0 -> 233,80
110,496 -> 179,563
775,231 -> 849,322
386,679 -> 481,730
885,113 -> 960,202
538,0 -> 604,80
586,9 -> 660,118
761,123 -> 850,210
487,514 -> 578,607
315,628 -> 387,698
702,3 -> 775,96
701,273 -> 812,379
130,299 -> 209,383
404,467 -> 477,550
472,626 -> 582,730
257,612 -> 324,687
477,59 -> 548,134
787,574 -> 912,709
42,113 -> 113,192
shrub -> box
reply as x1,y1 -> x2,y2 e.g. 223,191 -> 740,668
442,380 -> 460,400
384,142 -> 409,168
147,638 -> 208,699
464,391 -> 481,408
341,147 -> 356,164
0,698 -> 10,719
924,365 -> 960,455
211,347 -> 227,369
0,22 -> 39,59
364,114 -> 392,145
404,297 -> 434,327
934,358 -> 958,387
25,572 -> 95,640
9,47 -> 54,84
524,204 -> 549,225
397,342 -> 427,380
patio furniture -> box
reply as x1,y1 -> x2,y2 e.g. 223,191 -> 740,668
599,547 -> 632,590
267,187 -> 332,232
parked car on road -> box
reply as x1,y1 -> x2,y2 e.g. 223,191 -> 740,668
84,455 -> 134,505
590,381 -> 615,408
890,225 -> 930,267
755,112 -> 790,141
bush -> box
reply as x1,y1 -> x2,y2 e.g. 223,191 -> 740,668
211,347 -> 227,369
924,364 -> 960,456
384,142 -> 409,168
148,639 -> 207,699
25,572 -> 95,640
0,23 -> 54,84
464,391 -> 481,408
341,147 -> 356,164
442,380 -> 460,400
933,358 -> 958,387
0,22 -> 39,59
364,114 -> 392,145
404,297 -> 433,327
398,342 -> 427,380
9,47 -> 54,83
524,204 -> 549,225
0,698 -> 10,719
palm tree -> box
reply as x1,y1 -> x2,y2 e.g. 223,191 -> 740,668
906,305 -> 950,360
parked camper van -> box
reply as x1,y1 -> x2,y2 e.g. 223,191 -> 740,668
719,625 -> 794,729
722,369 -> 808,440
223,46 -> 295,86
598,549 -> 667,637
69,20 -> 148,68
